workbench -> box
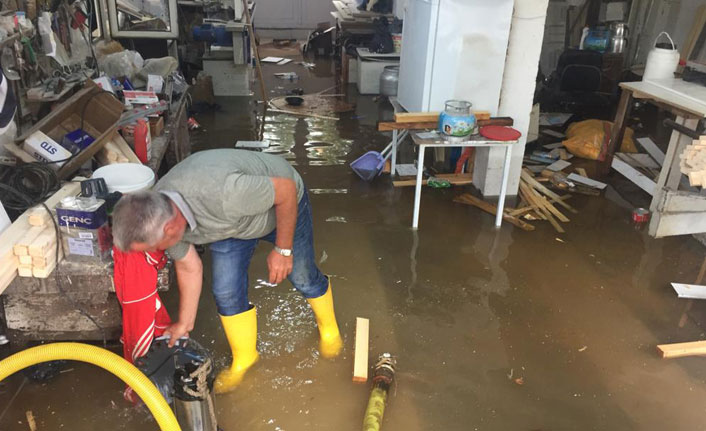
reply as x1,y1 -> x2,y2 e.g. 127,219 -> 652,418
603,78 -> 706,237
410,132 -> 517,229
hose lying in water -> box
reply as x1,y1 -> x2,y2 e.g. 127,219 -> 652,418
362,354 -> 396,431
0,342 -> 181,431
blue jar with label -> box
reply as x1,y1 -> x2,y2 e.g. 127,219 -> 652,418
439,100 -> 475,139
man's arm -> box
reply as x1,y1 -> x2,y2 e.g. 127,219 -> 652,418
267,177 -> 297,284
164,244 -> 203,346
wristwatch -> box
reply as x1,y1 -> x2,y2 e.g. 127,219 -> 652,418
274,246 -> 293,257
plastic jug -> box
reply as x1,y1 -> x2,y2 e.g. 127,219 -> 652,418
643,32 -> 680,81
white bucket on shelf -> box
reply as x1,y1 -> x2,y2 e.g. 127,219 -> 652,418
92,163 -> 155,193
643,32 -> 680,81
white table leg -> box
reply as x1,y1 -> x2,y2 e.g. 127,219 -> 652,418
391,129 -> 398,176
495,145 -> 513,228
412,145 -> 426,229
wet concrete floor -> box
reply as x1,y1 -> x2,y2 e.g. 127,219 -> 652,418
3,60 -> 706,431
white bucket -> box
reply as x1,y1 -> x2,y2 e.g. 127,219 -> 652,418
643,32 -> 680,81
92,163 -> 155,193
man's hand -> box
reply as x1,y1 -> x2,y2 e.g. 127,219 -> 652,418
163,321 -> 193,347
267,249 -> 293,284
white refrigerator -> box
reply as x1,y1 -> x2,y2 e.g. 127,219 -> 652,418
397,0 -> 515,114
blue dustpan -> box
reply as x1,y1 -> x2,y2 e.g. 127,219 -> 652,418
351,142 -> 393,181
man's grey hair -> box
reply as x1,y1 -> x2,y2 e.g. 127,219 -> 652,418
112,191 -> 174,251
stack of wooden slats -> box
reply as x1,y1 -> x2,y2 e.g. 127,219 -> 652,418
0,180 -> 81,294
680,136 -> 706,187
515,169 -> 577,233
454,168 -> 578,233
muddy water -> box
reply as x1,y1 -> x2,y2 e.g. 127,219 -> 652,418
3,61 -> 706,430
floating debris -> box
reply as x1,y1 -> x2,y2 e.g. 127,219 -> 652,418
325,216 -> 348,223
309,189 -> 348,194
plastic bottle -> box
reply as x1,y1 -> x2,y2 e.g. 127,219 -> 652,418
134,118 -> 151,164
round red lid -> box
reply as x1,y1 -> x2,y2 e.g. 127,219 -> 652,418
479,125 -> 521,141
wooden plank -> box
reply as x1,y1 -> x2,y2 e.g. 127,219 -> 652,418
520,169 -> 577,213
636,137 -> 665,165
353,317 -> 369,383
567,173 -> 607,190
520,183 -> 564,233
0,180 -> 81,295
657,340 -> 706,358
27,207 -> 51,227
453,194 -> 535,231
18,255 -> 32,265
531,189 -> 570,223
13,226 -> 46,256
601,89 -> 633,174
378,117 -> 514,132
671,283 -> 706,300
18,265 -> 33,277
611,157 -> 656,195
393,173 -> 473,187
29,227 -> 57,257
394,112 -> 440,123
32,245 -> 63,269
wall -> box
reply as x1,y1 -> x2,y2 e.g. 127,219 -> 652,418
254,0 -> 335,29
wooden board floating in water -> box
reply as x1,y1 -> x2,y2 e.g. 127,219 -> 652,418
657,340 -> 706,358
353,317 -> 370,383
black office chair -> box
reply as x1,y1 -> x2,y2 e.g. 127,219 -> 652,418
539,49 -> 613,119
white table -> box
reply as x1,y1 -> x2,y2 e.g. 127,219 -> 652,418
606,79 -> 706,237
410,132 -> 517,229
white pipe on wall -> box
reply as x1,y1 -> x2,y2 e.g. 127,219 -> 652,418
473,0 -> 549,197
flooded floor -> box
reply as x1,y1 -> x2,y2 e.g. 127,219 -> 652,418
3,60 -> 706,431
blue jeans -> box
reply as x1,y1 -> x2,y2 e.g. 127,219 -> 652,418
209,190 -> 328,316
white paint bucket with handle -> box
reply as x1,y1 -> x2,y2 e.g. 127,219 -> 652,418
643,32 -> 680,81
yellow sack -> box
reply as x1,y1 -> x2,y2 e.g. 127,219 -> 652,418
562,119 -> 637,161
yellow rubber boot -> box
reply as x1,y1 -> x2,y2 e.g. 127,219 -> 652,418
307,283 -> 343,358
214,306 -> 259,394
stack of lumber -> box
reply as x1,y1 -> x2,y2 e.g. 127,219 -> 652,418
0,180 -> 81,294
453,168 -> 578,233
516,169 -> 577,233
679,136 -> 706,187
95,130 -> 142,165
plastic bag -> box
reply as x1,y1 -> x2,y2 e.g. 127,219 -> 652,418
562,119 -> 637,161
98,50 -> 144,80
133,57 -> 179,88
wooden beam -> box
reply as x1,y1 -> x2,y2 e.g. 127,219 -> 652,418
0,180 -> 81,295
394,112 -> 440,123
600,89 -> 633,175
521,169 -> 578,213
353,317 -> 370,383
378,117 -> 514,132
393,173 -> 473,187
453,193 -> 535,231
657,340 -> 706,358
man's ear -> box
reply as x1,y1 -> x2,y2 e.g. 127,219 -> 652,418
163,217 -> 180,238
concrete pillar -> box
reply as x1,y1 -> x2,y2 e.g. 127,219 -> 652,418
473,0 -> 549,198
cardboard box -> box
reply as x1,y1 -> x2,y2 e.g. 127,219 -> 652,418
149,116 -> 165,137
4,81 -> 124,180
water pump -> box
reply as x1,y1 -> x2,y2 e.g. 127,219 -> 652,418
135,337 -> 218,431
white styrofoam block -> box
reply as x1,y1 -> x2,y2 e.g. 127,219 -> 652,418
357,58 -> 399,95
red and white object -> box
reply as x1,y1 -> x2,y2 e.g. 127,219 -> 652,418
123,90 -> 159,105
113,247 -> 172,364
133,118 -> 152,163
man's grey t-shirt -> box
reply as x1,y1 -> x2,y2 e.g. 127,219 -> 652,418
154,149 -> 304,260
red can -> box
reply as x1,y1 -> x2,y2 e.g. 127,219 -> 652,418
632,208 -> 650,224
